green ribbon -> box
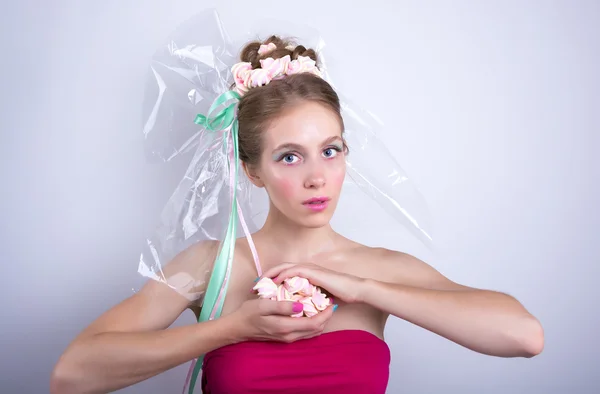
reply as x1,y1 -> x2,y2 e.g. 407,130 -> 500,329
189,90 -> 241,394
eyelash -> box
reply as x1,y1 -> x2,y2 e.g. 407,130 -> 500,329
278,146 -> 343,164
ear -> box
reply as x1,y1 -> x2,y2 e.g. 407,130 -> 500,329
242,161 -> 264,188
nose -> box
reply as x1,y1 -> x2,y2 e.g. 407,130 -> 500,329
304,168 -> 326,189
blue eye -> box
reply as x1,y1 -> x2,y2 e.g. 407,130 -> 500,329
283,154 -> 299,164
323,147 -> 340,158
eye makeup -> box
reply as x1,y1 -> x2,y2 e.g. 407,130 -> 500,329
328,143 -> 344,152
273,144 -> 344,164
272,150 -> 296,162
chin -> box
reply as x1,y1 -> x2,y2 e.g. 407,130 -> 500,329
274,200 -> 338,228
298,216 -> 332,229
293,207 -> 336,228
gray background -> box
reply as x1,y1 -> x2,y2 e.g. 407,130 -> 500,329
1,0 -> 598,393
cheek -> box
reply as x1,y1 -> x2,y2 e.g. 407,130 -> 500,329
329,163 -> 346,190
270,175 -> 297,200
331,170 -> 345,188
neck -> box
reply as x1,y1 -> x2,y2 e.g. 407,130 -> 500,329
255,203 -> 339,262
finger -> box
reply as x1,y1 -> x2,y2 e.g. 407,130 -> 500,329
306,304 -> 336,325
291,329 -> 325,342
272,266 -> 319,286
260,262 -> 297,281
258,299 -> 304,317
284,306 -> 335,332
276,330 -> 317,343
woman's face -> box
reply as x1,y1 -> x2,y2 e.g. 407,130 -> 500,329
251,101 -> 346,228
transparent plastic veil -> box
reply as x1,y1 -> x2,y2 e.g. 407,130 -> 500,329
138,8 -> 433,393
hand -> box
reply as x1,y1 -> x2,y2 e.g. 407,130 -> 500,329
230,298 -> 335,343
262,263 -> 365,304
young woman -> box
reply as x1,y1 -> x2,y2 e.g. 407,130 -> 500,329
50,36 -> 544,394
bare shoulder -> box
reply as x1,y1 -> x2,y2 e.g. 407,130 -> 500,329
171,239 -> 221,266
72,240 -> 222,339
141,239 -> 222,307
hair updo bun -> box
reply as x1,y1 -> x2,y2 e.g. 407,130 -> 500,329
235,35 -> 347,166
240,35 -> 318,69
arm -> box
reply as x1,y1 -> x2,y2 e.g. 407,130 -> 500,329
50,241 -> 234,394
359,250 -> 544,358
51,303 -> 241,394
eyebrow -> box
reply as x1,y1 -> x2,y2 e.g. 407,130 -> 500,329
272,136 -> 343,153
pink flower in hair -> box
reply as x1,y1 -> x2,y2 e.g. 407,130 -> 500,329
230,52 -> 322,96
261,55 -> 290,79
250,68 -> 271,87
258,42 -> 277,55
286,59 -> 302,75
231,62 -> 252,93
287,56 -> 316,75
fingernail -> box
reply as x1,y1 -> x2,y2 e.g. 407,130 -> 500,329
333,304 -> 338,312
292,302 -> 304,313
254,277 -> 260,282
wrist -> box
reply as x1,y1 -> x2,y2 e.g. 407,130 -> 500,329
215,313 -> 248,345
354,277 -> 375,304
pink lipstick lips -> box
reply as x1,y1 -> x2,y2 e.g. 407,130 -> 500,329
302,196 -> 330,212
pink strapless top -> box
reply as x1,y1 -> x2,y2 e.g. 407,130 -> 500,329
200,329 -> 390,393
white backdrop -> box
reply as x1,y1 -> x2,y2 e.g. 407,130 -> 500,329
1,1 -> 598,393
